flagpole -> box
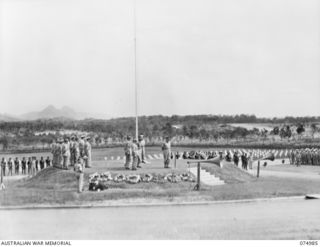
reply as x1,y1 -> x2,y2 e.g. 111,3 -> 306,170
134,0 -> 138,141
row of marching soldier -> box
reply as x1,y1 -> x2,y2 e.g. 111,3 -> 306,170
51,135 -> 92,170
0,156 -> 51,176
290,148 -> 320,166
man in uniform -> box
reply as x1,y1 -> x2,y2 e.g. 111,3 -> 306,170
21,157 -> 27,175
295,149 -> 301,166
69,136 -> 76,167
79,135 -> 86,158
1,158 -> 6,177
27,157 -> 32,175
8,157 -> 13,176
45,156 -> 51,168
131,139 -> 139,170
74,136 -> 80,164
302,149 -> 306,165
233,151 -> 239,167
306,149 -> 312,165
39,156 -> 45,170
52,139 -> 62,168
138,134 -> 148,164
62,137 -> 71,169
124,136 -> 133,170
14,157 -> 20,175
84,136 -> 92,168
290,150 -> 295,165
51,140 -> 57,167
59,138 -> 65,168
35,157 -> 39,172
162,136 -> 171,168
31,157 -> 37,176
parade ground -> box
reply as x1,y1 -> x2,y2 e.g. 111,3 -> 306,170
1,147 -> 320,207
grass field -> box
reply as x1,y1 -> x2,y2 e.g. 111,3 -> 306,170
1,147 -> 320,207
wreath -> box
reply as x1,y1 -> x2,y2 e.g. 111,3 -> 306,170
126,174 -> 141,184
180,173 -> 195,182
89,172 -> 100,182
164,173 -> 181,183
100,172 -> 113,181
141,173 -> 153,183
114,174 -> 126,183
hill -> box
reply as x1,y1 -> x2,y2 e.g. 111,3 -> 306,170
20,105 -> 80,120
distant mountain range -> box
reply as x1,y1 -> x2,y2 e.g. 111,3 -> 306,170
0,105 -> 111,121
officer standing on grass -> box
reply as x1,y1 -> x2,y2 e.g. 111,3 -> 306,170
1,158 -> 6,177
79,135 -> 86,158
84,136 -> 92,168
21,157 -> 27,175
124,136 -> 132,170
27,157 -> 32,175
161,136 -> 171,168
233,151 -> 239,167
139,134 -> 148,164
290,150 -> 295,165
14,157 -> 20,175
50,140 -> 56,167
69,136 -> 76,167
132,139 -> 141,170
39,157 -> 45,170
45,156 -> 51,168
58,138 -> 64,168
295,150 -> 300,166
75,157 -> 84,193
31,157 -> 37,176
62,137 -> 70,169
74,136 -> 80,164
8,157 -> 13,176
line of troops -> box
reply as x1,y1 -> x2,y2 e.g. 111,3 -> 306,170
174,150 -> 254,170
290,149 -> 320,166
124,134 -> 147,170
0,156 -> 51,177
51,135 -> 92,170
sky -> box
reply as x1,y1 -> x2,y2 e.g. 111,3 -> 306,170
0,0 -> 319,118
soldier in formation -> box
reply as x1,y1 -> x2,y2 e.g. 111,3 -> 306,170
290,148 -> 320,166
62,137 -> 71,169
162,136 -> 171,168
124,136 -> 133,170
0,155 -> 52,177
138,134 -> 148,164
7,157 -> 13,176
233,151 -> 239,167
84,137 -> 92,168
124,136 -> 145,170
51,135 -> 92,170
131,139 -> 139,171
14,157 -> 20,174
21,157 -> 27,175
45,156 -> 51,168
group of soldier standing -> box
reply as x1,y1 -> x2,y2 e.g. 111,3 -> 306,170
51,135 -> 92,170
290,149 -> 320,166
124,134 -> 147,170
1,156 -> 51,177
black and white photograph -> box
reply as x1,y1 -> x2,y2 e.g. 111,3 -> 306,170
0,0 -> 319,243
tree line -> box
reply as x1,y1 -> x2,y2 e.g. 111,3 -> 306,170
0,114 -> 319,150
